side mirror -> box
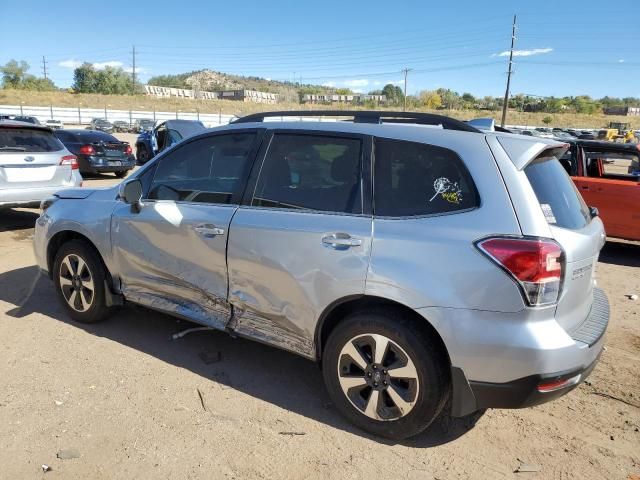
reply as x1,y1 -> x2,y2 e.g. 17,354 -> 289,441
120,179 -> 143,212
589,206 -> 599,218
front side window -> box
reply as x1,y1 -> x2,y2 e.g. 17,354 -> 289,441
252,134 -> 363,214
374,137 -> 478,217
585,150 -> 640,180
147,133 -> 256,204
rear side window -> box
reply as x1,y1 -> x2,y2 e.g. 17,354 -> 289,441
54,130 -> 76,143
525,152 -> 591,230
252,134 -> 363,214
374,137 -> 478,217
0,128 -> 63,152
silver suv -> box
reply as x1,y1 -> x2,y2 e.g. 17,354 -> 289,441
1,121 -> 82,209
33,111 -> 609,439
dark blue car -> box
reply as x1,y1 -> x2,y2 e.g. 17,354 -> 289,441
135,119 -> 206,164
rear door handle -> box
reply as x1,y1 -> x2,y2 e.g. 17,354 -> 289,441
194,224 -> 225,238
322,232 -> 362,249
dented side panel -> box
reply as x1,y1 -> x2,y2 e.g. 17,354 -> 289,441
111,200 -> 236,328
227,207 -> 373,359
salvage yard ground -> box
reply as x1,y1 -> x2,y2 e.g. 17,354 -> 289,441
0,144 -> 638,479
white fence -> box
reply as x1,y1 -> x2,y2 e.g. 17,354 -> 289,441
0,104 -> 236,128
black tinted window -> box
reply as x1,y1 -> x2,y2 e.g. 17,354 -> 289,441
525,154 -> 590,229
148,133 -> 256,204
54,130 -> 76,143
374,138 -> 478,217
0,128 -> 63,152
252,134 -> 362,214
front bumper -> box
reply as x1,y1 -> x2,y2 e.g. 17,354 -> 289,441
418,287 -> 610,416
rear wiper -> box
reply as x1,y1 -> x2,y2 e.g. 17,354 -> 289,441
0,146 -> 27,151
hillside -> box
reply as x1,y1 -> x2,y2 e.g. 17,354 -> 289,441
1,89 -> 638,129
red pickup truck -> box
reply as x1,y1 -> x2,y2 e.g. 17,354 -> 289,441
560,140 -> 640,241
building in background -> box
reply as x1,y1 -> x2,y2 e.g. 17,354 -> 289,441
301,94 -> 386,104
603,106 -> 640,116
144,85 -> 278,104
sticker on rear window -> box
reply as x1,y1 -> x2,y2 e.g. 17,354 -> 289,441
430,177 -> 462,204
541,203 -> 557,224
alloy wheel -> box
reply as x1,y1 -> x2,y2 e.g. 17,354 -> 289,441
59,254 -> 95,312
337,334 -> 419,421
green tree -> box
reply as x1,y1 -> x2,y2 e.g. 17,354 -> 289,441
382,84 -> 404,105
0,60 -> 30,88
73,64 -> 133,94
542,116 -> 553,125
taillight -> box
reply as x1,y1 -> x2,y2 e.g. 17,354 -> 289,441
60,154 -> 79,170
477,237 -> 564,306
79,145 -> 95,155
124,144 -> 132,155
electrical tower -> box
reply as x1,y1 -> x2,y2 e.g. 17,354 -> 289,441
500,15 -> 517,127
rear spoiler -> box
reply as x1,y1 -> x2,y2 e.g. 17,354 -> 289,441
496,135 -> 569,170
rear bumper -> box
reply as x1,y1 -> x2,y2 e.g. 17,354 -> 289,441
417,287 -> 610,416
79,156 -> 135,174
0,177 -> 83,208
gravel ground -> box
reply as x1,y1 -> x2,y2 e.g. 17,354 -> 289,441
0,166 -> 638,479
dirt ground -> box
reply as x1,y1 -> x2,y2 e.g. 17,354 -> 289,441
0,171 -> 638,479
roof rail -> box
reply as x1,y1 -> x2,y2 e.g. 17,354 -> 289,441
231,110 -> 480,133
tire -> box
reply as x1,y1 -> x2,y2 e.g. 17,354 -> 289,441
52,240 -> 114,324
136,145 -> 150,164
114,170 -> 128,179
322,308 -> 449,439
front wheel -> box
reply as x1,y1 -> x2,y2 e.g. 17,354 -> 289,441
322,309 -> 449,439
53,240 -> 114,324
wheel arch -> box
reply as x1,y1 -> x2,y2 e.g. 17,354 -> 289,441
315,295 -> 451,367
47,230 -> 115,290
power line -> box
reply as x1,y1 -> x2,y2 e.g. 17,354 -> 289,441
501,14 -> 517,127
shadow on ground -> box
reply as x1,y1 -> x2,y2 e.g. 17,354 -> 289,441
599,239 -> 640,268
0,208 -> 39,233
0,264 -> 483,447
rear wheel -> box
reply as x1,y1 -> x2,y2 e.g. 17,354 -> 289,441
322,309 -> 449,439
53,240 -> 114,324
136,145 -> 150,164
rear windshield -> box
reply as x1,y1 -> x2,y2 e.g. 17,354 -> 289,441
525,151 -> 591,230
0,128 -> 64,152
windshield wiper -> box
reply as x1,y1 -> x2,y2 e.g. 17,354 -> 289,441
0,146 -> 27,151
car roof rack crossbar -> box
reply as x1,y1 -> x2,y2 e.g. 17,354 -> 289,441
231,110 -> 480,133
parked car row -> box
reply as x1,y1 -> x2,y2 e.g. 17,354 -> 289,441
33,110 -> 609,440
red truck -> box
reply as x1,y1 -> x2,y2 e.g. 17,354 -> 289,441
560,140 -> 640,241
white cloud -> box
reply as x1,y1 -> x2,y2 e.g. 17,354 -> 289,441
59,59 -> 82,69
93,61 -> 123,70
493,47 -> 553,57
322,81 -> 336,87
343,79 -> 369,88
123,66 -> 148,74
619,59 -> 625,63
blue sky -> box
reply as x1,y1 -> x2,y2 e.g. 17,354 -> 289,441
1,0 -> 637,98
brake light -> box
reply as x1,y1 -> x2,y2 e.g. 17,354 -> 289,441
60,154 -> 79,170
477,237 -> 564,306
79,145 -> 95,155
124,144 -> 132,155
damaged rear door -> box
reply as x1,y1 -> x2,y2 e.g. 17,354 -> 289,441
111,130 -> 261,328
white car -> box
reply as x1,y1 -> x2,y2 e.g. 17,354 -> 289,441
0,121 -> 82,209
44,119 -> 64,130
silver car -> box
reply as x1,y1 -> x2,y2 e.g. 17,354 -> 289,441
1,121 -> 82,209
33,111 -> 609,439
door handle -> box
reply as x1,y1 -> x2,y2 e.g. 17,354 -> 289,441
322,232 -> 362,249
194,224 -> 225,238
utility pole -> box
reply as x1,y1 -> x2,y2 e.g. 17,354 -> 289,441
402,67 -> 412,111
41,56 -> 48,80
131,45 -> 136,94
500,15 -> 517,127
